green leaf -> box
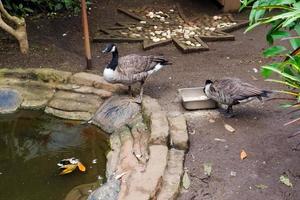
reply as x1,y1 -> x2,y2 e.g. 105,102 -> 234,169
263,46 -> 287,57
294,24 -> 300,35
263,65 -> 300,82
290,38 -> 300,49
182,170 -> 190,189
261,66 -> 275,78
280,175 -> 293,187
267,30 -> 290,44
203,163 -> 212,177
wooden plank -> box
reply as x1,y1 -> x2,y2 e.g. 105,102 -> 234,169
200,32 -> 234,42
218,20 -> 249,33
117,8 -> 146,21
93,37 -> 143,43
143,39 -> 172,50
173,38 -> 209,53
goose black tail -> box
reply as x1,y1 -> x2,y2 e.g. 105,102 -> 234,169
154,57 -> 172,66
261,90 -> 273,98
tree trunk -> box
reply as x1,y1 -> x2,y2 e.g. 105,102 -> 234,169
0,1 -> 29,54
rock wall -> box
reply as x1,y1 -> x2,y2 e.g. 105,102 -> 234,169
0,68 -> 189,200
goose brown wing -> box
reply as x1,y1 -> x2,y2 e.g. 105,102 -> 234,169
215,78 -> 264,101
117,55 -> 163,75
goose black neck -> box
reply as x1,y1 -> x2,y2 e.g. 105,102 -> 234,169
107,49 -> 118,70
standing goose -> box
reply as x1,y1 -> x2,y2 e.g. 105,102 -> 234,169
204,78 -> 271,117
102,43 -> 171,102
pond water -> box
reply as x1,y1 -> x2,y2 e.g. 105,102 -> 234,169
0,111 -> 109,200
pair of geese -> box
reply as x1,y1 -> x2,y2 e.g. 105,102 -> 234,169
102,43 -> 271,117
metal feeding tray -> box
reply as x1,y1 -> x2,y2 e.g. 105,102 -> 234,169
178,87 -> 218,110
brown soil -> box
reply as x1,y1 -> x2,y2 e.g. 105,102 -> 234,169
0,0 -> 299,199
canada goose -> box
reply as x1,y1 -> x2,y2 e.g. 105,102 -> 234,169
102,43 -> 171,103
204,78 -> 271,117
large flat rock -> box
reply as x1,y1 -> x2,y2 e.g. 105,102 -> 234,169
0,68 -> 72,83
92,96 -> 141,134
70,72 -> 126,93
56,84 -> 112,98
46,90 -> 102,120
0,88 -> 22,113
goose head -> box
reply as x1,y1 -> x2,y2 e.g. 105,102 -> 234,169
102,43 -> 117,53
203,79 -> 213,95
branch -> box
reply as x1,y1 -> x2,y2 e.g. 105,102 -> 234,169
0,14 -> 18,38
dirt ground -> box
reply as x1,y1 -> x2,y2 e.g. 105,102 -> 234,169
0,0 -> 299,199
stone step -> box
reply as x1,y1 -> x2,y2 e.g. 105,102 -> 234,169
122,145 -> 168,200
168,114 -> 189,151
157,148 -> 185,200
149,111 -> 169,145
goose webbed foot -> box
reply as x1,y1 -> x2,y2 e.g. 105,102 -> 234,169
224,105 -> 234,118
219,105 -> 234,118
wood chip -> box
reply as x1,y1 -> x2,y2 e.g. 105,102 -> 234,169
240,149 -> 247,160
224,123 -> 235,133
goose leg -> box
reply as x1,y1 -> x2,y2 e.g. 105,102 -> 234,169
135,81 -> 144,104
128,86 -> 133,97
224,105 -> 234,118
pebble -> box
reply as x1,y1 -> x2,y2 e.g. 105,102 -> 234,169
230,171 -> 237,177
140,21 -> 147,24
185,41 -> 192,45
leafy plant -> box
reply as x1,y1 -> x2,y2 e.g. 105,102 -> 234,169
241,0 -> 300,125
2,0 -> 91,16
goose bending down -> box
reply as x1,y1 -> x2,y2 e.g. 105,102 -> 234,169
102,43 -> 171,102
204,78 -> 272,117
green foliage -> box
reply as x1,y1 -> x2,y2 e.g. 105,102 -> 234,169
2,0 -> 91,16
242,0 -> 300,125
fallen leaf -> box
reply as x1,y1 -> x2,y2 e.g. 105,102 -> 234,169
203,163 -> 212,177
78,162 -> 86,172
240,150 -> 247,160
255,184 -> 268,189
280,175 -> 293,187
224,124 -> 235,133
59,164 -> 77,175
182,170 -> 190,189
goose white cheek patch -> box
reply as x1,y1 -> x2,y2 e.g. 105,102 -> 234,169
110,46 -> 116,53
